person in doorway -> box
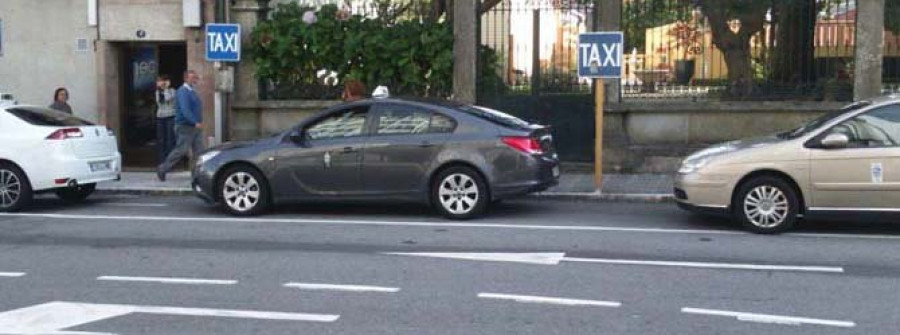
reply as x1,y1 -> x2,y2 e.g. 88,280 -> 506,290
49,87 -> 73,114
155,75 -> 177,165
157,70 -> 204,182
342,80 -> 366,102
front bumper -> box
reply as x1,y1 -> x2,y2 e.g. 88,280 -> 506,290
674,172 -> 732,214
192,162 -> 217,204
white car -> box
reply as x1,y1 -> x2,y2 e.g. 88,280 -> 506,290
0,105 -> 121,211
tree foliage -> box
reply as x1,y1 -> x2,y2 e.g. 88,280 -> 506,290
248,3 -> 502,99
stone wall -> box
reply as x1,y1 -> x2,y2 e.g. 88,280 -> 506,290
230,100 -> 340,140
603,101 -> 845,173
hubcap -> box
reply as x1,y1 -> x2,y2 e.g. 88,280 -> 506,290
0,169 -> 21,208
438,173 -> 479,215
223,172 -> 260,212
743,185 -> 789,228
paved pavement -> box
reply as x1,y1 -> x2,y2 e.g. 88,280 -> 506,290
98,171 -> 675,200
0,194 -> 898,334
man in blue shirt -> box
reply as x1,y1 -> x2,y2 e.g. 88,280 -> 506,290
157,70 -> 204,181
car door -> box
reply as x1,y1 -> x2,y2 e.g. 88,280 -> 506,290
809,104 -> 900,209
273,105 -> 372,198
361,103 -> 456,196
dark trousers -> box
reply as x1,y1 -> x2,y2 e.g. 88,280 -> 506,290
156,117 -> 176,165
159,125 -> 204,174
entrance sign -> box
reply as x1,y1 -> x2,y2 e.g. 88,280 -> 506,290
205,23 -> 241,62
577,32 -> 623,78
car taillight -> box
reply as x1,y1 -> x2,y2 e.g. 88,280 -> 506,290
502,136 -> 543,155
46,128 -> 84,140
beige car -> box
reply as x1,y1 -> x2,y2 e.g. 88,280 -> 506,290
675,95 -> 900,233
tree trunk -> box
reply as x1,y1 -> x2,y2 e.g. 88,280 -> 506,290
771,0 -> 816,84
697,0 -> 769,97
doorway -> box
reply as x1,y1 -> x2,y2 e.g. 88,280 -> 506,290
120,43 -> 186,168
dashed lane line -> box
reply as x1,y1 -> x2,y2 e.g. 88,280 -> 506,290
477,293 -> 622,308
682,307 -> 856,328
0,272 -> 25,278
97,276 -> 237,285
284,282 -> 400,293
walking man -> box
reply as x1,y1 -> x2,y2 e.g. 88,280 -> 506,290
155,75 -> 177,165
157,70 -> 203,182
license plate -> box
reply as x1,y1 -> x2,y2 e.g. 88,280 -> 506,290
90,161 -> 111,172
552,166 -> 560,178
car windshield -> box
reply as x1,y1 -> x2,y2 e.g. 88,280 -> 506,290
778,101 -> 871,139
457,105 -> 531,129
5,106 -> 93,126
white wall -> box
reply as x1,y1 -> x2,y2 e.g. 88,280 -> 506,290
0,0 -> 99,122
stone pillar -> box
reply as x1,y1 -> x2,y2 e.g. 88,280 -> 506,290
598,0 -> 621,103
453,0 -> 477,104
231,0 -> 268,103
854,0 -> 885,101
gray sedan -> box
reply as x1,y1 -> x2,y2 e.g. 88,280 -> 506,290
192,98 -> 560,219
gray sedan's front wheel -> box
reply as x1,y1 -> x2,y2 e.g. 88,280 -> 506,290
432,166 -> 489,220
218,165 -> 270,216
734,176 -> 799,234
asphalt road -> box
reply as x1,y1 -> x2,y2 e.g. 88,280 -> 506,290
0,194 -> 898,334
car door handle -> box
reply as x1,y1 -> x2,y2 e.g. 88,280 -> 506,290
342,146 -> 357,153
419,141 -> 434,148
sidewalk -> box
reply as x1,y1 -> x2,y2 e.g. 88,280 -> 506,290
97,171 -> 674,202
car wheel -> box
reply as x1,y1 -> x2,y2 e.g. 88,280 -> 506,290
734,176 -> 799,234
432,166 -> 489,220
218,166 -> 270,216
54,183 -> 96,202
0,163 -> 32,212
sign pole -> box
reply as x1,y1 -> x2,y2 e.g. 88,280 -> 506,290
594,78 -> 604,191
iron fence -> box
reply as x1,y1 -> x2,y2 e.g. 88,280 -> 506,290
621,0 -> 857,102
479,0 -> 597,98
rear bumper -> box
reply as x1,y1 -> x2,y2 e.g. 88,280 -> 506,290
30,153 -> 122,191
493,156 -> 559,199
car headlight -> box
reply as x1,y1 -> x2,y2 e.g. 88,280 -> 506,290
198,150 -> 221,165
678,158 -> 709,175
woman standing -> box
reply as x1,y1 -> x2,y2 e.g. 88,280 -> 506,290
49,87 -> 73,114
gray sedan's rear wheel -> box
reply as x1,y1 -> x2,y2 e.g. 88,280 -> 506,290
218,166 -> 270,216
0,163 -> 32,212
734,176 -> 798,234
432,166 -> 488,220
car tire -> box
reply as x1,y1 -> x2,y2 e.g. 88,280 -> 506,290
734,176 -> 799,234
0,163 -> 32,213
217,165 -> 270,216
54,183 -> 96,202
431,166 -> 489,220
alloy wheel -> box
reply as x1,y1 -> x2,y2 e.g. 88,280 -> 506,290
222,172 -> 261,212
0,169 -> 21,208
743,185 -> 789,228
438,173 -> 479,215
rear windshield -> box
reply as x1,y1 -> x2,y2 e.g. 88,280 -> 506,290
5,107 -> 93,126
457,105 -> 531,129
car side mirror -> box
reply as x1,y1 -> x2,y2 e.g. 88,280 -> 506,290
289,129 -> 305,144
821,133 -> 849,149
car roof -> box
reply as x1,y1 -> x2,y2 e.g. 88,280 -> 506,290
357,97 -> 469,110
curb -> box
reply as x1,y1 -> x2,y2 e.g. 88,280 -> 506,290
97,188 -> 674,203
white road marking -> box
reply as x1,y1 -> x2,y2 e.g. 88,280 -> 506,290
384,252 -> 566,265
1,212 -> 898,240
97,276 -> 237,285
0,272 -> 25,277
284,282 -> 400,293
681,307 -> 856,328
562,257 -> 844,273
98,203 -> 168,207
388,252 -> 844,273
0,301 -> 338,334
478,293 -> 621,308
